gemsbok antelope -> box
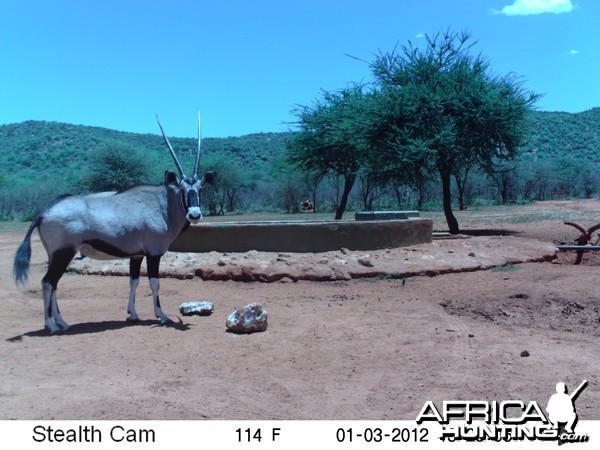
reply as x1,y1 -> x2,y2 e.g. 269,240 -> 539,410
13,115 -> 216,334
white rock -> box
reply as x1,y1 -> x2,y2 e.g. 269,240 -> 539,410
179,301 -> 214,316
226,302 -> 268,333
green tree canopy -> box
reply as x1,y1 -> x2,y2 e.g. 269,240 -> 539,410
288,85 -> 375,219
78,144 -> 150,192
370,29 -> 540,233
201,152 -> 252,215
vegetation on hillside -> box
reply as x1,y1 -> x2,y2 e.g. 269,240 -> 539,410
0,121 -> 295,220
1,106 -> 599,222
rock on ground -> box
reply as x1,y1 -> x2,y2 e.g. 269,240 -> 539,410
226,302 -> 268,333
179,301 -> 214,316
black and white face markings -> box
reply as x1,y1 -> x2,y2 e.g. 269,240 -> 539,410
180,177 -> 203,223
178,172 -> 217,224
157,115 -> 216,225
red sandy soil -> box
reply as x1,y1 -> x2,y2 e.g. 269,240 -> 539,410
0,200 -> 598,420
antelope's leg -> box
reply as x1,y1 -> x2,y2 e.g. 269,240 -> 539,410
127,256 -> 143,322
50,289 -> 70,331
147,255 -> 171,324
42,281 -> 59,334
42,248 -> 76,333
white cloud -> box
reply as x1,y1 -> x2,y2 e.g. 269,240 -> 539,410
568,49 -> 580,55
415,33 -> 426,39
494,0 -> 575,16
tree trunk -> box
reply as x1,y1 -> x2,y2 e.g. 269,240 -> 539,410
226,188 -> 236,211
311,182 -> 319,214
417,190 -> 424,210
440,168 -> 460,234
455,173 -> 467,211
416,178 -> 425,210
335,173 -> 356,220
454,166 -> 471,211
392,183 -> 403,208
500,177 -> 509,205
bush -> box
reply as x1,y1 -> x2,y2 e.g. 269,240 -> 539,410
78,144 -> 150,192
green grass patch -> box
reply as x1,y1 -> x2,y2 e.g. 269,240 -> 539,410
490,264 -> 521,272
367,273 -> 415,283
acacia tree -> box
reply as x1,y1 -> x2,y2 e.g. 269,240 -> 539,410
202,152 -> 252,215
79,144 -> 150,192
288,85 -> 374,219
370,29 -> 539,233
268,154 -> 306,213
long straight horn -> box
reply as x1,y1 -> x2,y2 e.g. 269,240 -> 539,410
193,111 -> 202,179
156,114 -> 186,179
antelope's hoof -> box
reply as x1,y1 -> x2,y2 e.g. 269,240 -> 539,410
45,321 -> 64,335
159,317 -> 173,325
126,316 -> 140,323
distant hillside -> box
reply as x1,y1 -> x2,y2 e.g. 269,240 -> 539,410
1,108 -> 599,220
525,108 -> 600,162
2,108 -> 599,180
0,120 -> 294,182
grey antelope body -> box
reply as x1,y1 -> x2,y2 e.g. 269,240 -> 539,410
13,115 -> 216,334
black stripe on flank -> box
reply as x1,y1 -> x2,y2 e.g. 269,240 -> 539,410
83,239 -> 142,258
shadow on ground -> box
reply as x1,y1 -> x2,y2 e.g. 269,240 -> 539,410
6,318 -> 190,341
460,229 -> 519,237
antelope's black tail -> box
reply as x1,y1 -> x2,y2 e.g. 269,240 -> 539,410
13,194 -> 70,286
13,216 -> 42,286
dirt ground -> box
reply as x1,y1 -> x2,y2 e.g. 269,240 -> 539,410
1,200 -> 599,420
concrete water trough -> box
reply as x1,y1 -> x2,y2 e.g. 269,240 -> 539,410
355,210 -> 420,221
169,216 -> 433,253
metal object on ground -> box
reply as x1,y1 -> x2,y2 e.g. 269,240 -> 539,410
561,222 -> 600,264
556,245 -> 600,251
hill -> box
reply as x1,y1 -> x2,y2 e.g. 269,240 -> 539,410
0,120 -> 293,180
0,120 -> 296,219
2,108 -> 599,178
0,108 -> 599,219
525,108 -> 600,162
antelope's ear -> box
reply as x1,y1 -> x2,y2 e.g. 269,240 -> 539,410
164,170 -> 180,188
201,171 -> 217,187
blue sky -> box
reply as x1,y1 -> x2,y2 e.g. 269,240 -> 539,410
1,0 -> 598,138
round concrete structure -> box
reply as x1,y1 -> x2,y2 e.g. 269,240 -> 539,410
169,218 -> 432,253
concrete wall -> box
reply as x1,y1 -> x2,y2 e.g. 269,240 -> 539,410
355,211 -> 420,220
169,218 -> 433,253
